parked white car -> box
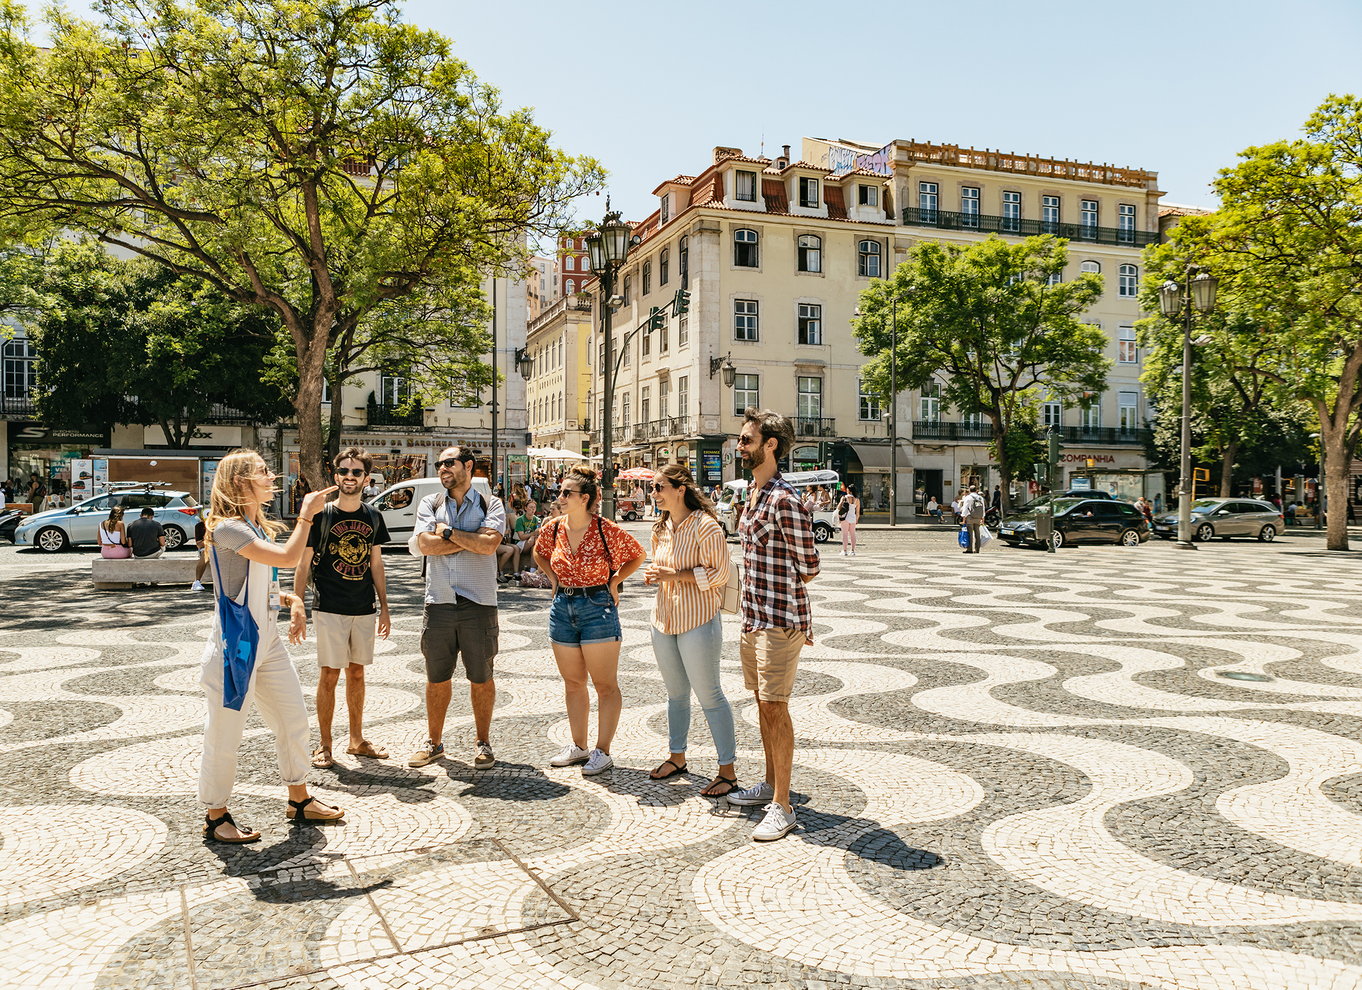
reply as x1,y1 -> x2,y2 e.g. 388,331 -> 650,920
366,476 -> 495,544
714,469 -> 842,544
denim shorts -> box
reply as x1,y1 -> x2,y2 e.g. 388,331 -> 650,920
549,589 -> 622,647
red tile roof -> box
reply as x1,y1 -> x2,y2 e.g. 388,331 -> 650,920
761,179 -> 788,214
823,185 -> 846,220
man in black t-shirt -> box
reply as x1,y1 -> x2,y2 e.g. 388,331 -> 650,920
127,507 -> 165,558
294,447 -> 392,768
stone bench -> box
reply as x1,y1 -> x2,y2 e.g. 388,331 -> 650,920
91,557 -> 212,590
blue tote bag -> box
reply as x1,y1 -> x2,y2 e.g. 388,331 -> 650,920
210,545 -> 259,711
957,525 -> 970,549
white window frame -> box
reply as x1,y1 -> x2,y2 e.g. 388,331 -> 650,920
1118,264 -> 1139,298
919,382 -> 942,423
961,186 -> 980,227
797,303 -> 822,345
1042,194 -> 1060,232
735,170 -> 757,202
1002,190 -> 1021,232
858,239 -> 881,278
858,380 -> 881,421
858,184 -> 879,206
796,234 -> 822,273
734,299 -> 759,342
797,376 -> 823,419
798,176 -> 820,208
1042,401 -> 1062,428
1118,325 -> 1138,363
1118,391 -> 1139,432
733,228 -> 759,267
733,373 -> 759,415
677,375 -> 689,417
919,181 -> 939,221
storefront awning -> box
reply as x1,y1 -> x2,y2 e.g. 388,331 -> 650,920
848,442 -> 913,471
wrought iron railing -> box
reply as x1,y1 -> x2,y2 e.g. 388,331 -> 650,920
912,420 -> 994,441
793,416 -> 837,438
0,392 -> 36,418
366,403 -> 426,428
901,207 -> 1158,248
1057,426 -> 1150,446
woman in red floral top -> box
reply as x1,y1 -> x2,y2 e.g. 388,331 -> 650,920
533,467 -> 646,776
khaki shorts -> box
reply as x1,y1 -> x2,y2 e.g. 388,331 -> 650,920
314,610 -> 378,669
421,600 -> 498,684
739,627 -> 805,703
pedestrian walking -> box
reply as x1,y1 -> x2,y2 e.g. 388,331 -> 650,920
98,505 -> 131,559
191,508 -> 209,590
991,485 -> 1002,514
836,485 -> 860,556
533,466 -> 646,776
199,449 -> 342,843
409,446 -> 504,771
294,447 -> 392,770
727,409 -> 820,841
961,484 -> 986,553
643,464 -> 739,797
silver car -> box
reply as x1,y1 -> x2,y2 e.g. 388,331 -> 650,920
1151,498 -> 1283,543
15,488 -> 201,552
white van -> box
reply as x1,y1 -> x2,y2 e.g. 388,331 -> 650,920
714,469 -> 841,544
367,476 -> 495,544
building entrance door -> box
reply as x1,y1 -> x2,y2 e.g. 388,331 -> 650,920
918,469 -> 944,508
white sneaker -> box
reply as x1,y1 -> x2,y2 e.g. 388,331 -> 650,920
190,580 -> 205,591
581,748 -> 614,776
726,780 -> 774,807
752,802 -> 797,842
549,744 -> 590,767
849,551 -> 856,557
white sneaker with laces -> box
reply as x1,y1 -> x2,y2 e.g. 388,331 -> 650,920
581,748 -> 614,776
752,802 -> 797,841
726,780 -> 774,807
549,744 -> 590,767
190,580 -> 205,591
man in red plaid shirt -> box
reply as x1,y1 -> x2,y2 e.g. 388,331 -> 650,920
727,409 -> 820,841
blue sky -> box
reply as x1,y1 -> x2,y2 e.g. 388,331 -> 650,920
46,0 -> 1362,231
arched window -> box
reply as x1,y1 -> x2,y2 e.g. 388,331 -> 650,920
733,228 -> 758,267
564,256 -> 574,272
857,239 -> 881,278
797,234 -> 822,273
565,279 -> 575,294
1118,264 -> 1138,298
1080,260 -> 1101,274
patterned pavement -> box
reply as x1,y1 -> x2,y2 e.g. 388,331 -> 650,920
2,529 -> 1362,989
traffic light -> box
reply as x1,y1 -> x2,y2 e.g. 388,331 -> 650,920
648,306 -> 666,331
1047,431 -> 1063,470
673,287 -> 690,315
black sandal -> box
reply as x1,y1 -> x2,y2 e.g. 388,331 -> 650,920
649,758 -> 688,780
701,774 -> 739,797
286,796 -> 345,822
203,811 -> 261,844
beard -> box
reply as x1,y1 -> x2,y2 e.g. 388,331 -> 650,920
740,445 -> 765,471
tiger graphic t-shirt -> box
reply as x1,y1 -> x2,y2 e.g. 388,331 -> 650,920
306,507 -> 391,615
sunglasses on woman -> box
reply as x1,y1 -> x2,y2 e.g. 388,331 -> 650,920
648,482 -> 675,492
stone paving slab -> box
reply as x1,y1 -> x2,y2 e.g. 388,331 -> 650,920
3,533 -> 1362,989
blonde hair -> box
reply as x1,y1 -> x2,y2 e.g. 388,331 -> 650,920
205,448 -> 286,544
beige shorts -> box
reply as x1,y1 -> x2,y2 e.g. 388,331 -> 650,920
739,627 -> 805,703
314,610 -> 377,669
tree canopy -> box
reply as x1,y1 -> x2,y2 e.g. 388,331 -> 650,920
853,235 -> 1110,507
29,240 -> 292,445
0,0 -> 602,481
1156,95 -> 1362,549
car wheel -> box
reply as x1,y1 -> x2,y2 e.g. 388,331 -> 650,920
1119,528 -> 1142,546
36,526 -> 69,552
812,522 -> 833,544
1194,523 -> 1215,542
1051,530 -> 1065,549
1258,524 -> 1277,542
163,524 -> 186,550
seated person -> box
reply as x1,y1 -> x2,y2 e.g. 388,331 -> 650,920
514,499 -> 541,557
496,504 -> 523,581
926,496 -> 942,522
388,487 -> 412,510
126,507 -> 166,559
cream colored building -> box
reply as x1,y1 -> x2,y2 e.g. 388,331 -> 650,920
525,292 -> 594,459
571,137 -> 1163,510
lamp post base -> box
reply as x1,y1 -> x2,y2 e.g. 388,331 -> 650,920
1174,540 -> 1199,550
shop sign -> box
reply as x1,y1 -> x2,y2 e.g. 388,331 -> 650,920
142,425 -> 243,447
1060,453 -> 1116,464
10,422 -> 109,445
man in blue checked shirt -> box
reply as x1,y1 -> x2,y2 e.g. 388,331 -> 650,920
407,446 -> 505,771
726,409 -> 820,842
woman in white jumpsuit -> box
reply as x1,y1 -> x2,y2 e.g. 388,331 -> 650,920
199,450 -> 342,843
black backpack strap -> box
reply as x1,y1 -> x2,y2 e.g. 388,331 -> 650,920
309,504 -> 333,591
596,516 -> 615,576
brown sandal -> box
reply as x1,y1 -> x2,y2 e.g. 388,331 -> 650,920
311,746 -> 334,769
286,796 -> 345,823
345,740 -> 388,759
203,811 -> 261,844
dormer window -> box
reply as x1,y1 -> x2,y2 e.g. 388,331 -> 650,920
660,193 -> 670,223
798,177 -> 819,208
735,170 -> 757,202
858,184 -> 879,207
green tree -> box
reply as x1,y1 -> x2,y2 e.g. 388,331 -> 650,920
853,235 -> 1110,510
28,240 -> 291,445
1173,95 -> 1362,550
0,0 -> 601,483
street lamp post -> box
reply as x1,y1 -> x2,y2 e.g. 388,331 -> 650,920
586,208 -> 633,521
856,288 -> 901,525
1158,269 -> 1217,549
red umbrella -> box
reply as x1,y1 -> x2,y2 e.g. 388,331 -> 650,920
616,467 -> 656,482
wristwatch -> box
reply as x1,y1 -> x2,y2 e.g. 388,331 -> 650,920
441,525 -> 453,542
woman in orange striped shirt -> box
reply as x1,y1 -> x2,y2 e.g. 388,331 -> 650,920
643,464 -> 739,797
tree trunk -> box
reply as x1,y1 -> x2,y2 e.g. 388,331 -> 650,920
1321,422 -> 1350,551
326,377 -> 345,469
1218,441 -> 1238,497
294,338 -> 328,494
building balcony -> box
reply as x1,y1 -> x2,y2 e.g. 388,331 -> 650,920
793,416 -> 837,438
901,207 -> 1159,248
912,420 -> 994,442
365,402 -> 427,430
1057,426 -> 1151,446
1,392 -> 36,419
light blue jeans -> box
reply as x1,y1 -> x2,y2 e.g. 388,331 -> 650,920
651,614 -> 735,765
